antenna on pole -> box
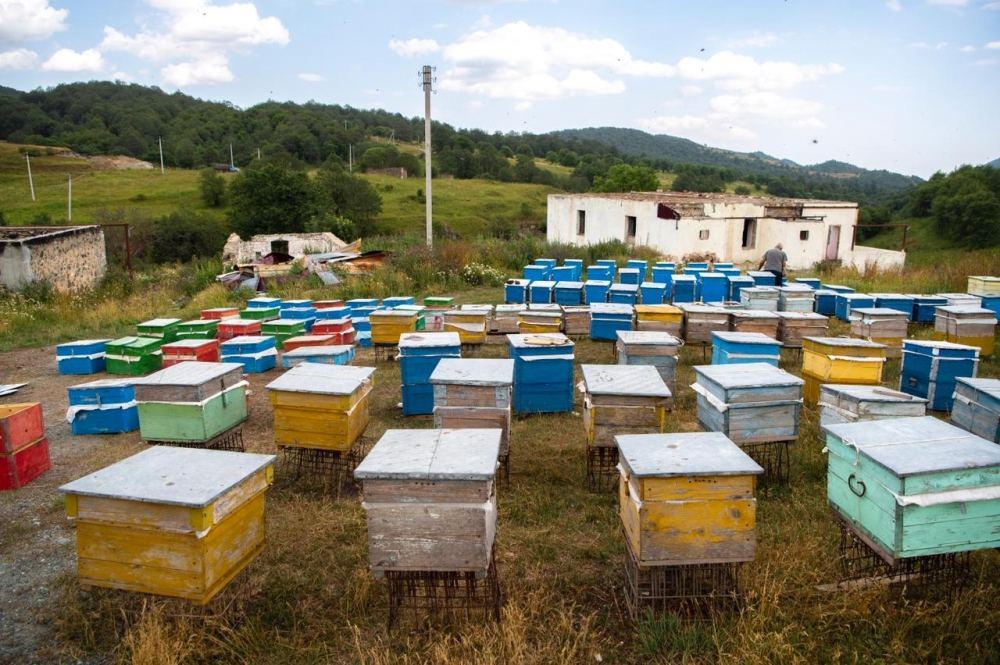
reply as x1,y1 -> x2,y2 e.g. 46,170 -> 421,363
67,174 -> 72,222
158,136 -> 165,175
25,153 -> 35,202
422,65 -> 434,248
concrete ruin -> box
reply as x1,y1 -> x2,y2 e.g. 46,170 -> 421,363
221,232 -> 348,267
0,226 -> 107,292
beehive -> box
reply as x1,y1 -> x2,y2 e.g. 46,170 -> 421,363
316,306 -> 350,320
651,263 -> 674,287
56,339 -> 110,375
825,285 -> 855,294
693,363 -> 803,444
217,318 -> 261,341
1,403 -> 50,490
529,280 -> 555,304
590,303 -> 634,341
699,272 -> 728,303
504,279 -> 529,304
776,311 -> 828,347
617,432 -> 763,565
824,416 -> 1000,560
281,345 -> 355,369
281,307 -> 317,333
679,303 -> 729,345
550,266 -> 574,282
739,287 -> 779,311
382,296 -> 415,309
355,429 -> 501,574
561,305 -> 591,336
161,339 -> 220,367
518,309 -> 562,334
967,276 -> 1000,296
431,358 -> 514,455
729,309 -> 780,338
134,362 -> 247,443
176,319 -> 218,341
563,259 -> 584,281
442,310 -> 488,344
524,264 -> 550,281
951,377 -> 1000,443
200,307 -> 239,320
748,271 -> 777,287
710,332 -> 781,366
635,304 -> 683,336
281,334 -> 337,353
266,363 -> 375,451
314,299 -> 345,310
639,282 -> 667,305
584,279 -> 611,304
246,296 -> 281,309
587,265 -> 613,282
849,307 -> 909,357
67,379 -> 139,435
907,294 -> 947,323
369,309 -> 419,345
311,317 -> 356,344
813,289 -> 837,316
937,293 -> 981,308
818,384 -> 926,427
727,275 -> 754,303
554,281 -> 584,306
508,333 -> 574,414
615,330 -> 681,391
619,268 -> 641,286
801,336 -> 887,404
105,336 -> 163,376
136,318 -> 181,343
59,446 -> 275,603
490,304 -> 522,334
240,306 -> 280,322
280,299 -> 314,311
900,339 -> 979,411
794,277 -> 821,290
609,283 -> 640,305
834,293 -> 875,321
934,305 -> 996,356
398,332 -> 461,416
777,285 -> 815,312
260,319 -> 306,349
395,304 -> 426,331
581,365 -> 671,447
870,293 -> 915,319
219,335 -> 277,373
626,259 -> 648,276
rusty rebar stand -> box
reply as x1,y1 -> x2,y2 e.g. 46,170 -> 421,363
371,344 -> 397,362
497,453 -> 509,488
738,439 -> 791,486
586,445 -> 619,493
277,439 -> 372,496
461,342 -> 482,356
145,423 -> 246,452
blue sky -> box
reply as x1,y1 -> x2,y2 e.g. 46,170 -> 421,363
1,0 -> 998,177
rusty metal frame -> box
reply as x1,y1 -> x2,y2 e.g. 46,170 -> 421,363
99,223 -> 133,276
852,223 -> 909,252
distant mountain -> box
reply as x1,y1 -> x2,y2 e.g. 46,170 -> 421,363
552,127 -> 923,191
987,157 -> 1000,169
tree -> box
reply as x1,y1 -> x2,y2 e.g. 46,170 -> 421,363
305,211 -> 358,242
671,171 -> 725,193
149,210 -> 227,263
228,162 -> 317,236
313,162 -> 382,235
199,168 -> 226,207
592,164 -> 659,192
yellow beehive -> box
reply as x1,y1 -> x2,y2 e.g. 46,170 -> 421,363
617,432 -> 763,564
59,446 -> 276,604
517,310 -> 562,333
635,305 -> 683,335
581,365 -> 672,447
442,310 -> 488,344
935,305 -> 997,356
369,310 -> 418,345
802,336 -> 886,382
265,363 -> 375,451
967,276 -> 1000,296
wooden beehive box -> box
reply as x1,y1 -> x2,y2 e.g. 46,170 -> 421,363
590,303 -> 634,341
617,432 -> 763,565
802,336 -> 887,382
967,276 -> 1000,296
1,403 -> 50,491
442,310 -> 488,344
355,428 -> 501,574
729,309 -> 780,338
492,304 -> 524,334
581,365 -> 672,447
59,446 -> 276,603
67,379 -> 140,435
951,377 -> 1000,442
431,358 -> 514,455
240,306 -> 280,322
777,285 -> 815,312
261,319 -> 307,349
818,384 -> 926,426
217,318 -> 262,341
281,345 -> 355,368
508,333 -> 576,413
740,287 -> 779,311
561,305 -> 591,336
824,416 -> 1000,560
201,307 -> 239,320
679,303 -> 729,345
615,330 -> 680,390
776,311 -> 828,347
136,318 -> 181,343
934,305 -> 997,356
105,336 -> 163,376
265,363 -> 375,451
693,363 -> 803,444
219,335 -> 277,373
634,304 -> 683,336
176,319 -> 219,341
281,334 -> 336,352
161,339 -> 220,367
518,310 -> 562,334
849,307 -> 909,357
56,339 -> 111,375
900,339 -> 980,411
133,362 -> 247,442
710,331 -> 781,367
369,309 -> 419,345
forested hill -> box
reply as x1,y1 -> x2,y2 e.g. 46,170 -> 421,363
552,127 -> 922,192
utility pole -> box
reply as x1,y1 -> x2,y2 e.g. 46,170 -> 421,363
422,65 -> 433,248
158,136 -> 165,175
390,128 -> 395,145
348,144 -> 353,173
25,153 -> 35,202
257,147 -> 261,160
67,174 -> 72,222
229,143 -> 235,170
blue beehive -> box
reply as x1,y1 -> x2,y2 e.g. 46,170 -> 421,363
508,333 -> 574,413
652,263 -> 674,288
505,278 -> 530,304
586,265 -> 613,282
584,280 -> 611,304
619,268 -> 641,285
550,266 -> 575,282
978,295 -> 1000,318
563,259 -> 584,281
835,293 -> 876,321
825,285 -> 855,294
382,296 -> 415,308
554,281 -> 584,306
281,345 -> 355,369
316,306 -> 350,320
626,260 -> 648,280
907,294 -> 948,323
727,276 -> 754,303
535,258 -> 557,269
794,277 -> 821,290
353,316 -> 371,334
813,289 -> 837,316
67,378 -> 139,435
356,330 -> 372,348
686,262 -> 709,271
347,298 -> 379,311
639,282 -> 667,305
596,259 -> 618,280
247,296 -> 281,309
220,335 -> 277,373
281,299 -> 313,311
713,262 -> 734,270
399,332 -> 462,416
590,303 -> 634,341
872,293 -> 915,319
672,275 -> 697,303
56,339 -> 110,375
711,332 -> 781,367
529,280 -> 555,304
717,268 -> 741,280
900,340 -> 980,411
699,272 -> 728,304
748,271 -> 776,287
609,283 -> 639,305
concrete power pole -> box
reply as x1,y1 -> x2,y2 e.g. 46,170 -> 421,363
349,144 -> 353,173
67,174 -> 72,222
229,143 -> 235,170
158,137 -> 165,175
25,153 -> 35,202
422,65 -> 433,248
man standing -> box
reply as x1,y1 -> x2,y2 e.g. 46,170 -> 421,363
758,243 -> 787,285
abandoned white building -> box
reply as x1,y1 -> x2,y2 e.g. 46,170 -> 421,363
0,226 -> 107,292
222,232 -> 348,267
546,192 -> 905,270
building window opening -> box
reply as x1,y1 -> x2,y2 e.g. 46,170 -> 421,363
800,229 -> 809,241
626,216 -> 637,243
270,240 -> 289,255
577,210 -> 586,235
741,218 -> 756,249
699,229 -> 710,240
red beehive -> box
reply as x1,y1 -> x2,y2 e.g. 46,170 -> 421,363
312,318 -> 352,334
314,300 -> 345,309
161,339 -> 221,366
1,403 -> 50,490
217,319 -> 262,341
201,307 -> 240,320
281,334 -> 336,352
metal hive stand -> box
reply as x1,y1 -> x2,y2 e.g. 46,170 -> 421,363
586,445 -> 619,493
370,343 -> 397,362
739,439 -> 791,486
277,438 -> 373,496
144,422 -> 246,452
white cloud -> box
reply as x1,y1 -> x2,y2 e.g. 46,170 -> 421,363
636,114 -> 756,142
983,1 -> 1000,9
727,31 -> 779,48
111,70 -> 133,82
0,47 -> 38,69
908,41 -> 948,49
926,0 -> 968,5
680,84 -> 702,97
41,48 -> 104,72
674,50 -> 843,92
0,0 -> 68,42
710,91 -> 823,122
986,41 -> 1000,49
387,38 -> 440,57
298,72 -> 323,82
960,44 -> 976,51
514,100 -> 532,111
162,54 -> 233,85
886,0 -> 903,10
972,57 -> 999,65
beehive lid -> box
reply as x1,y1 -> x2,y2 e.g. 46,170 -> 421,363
133,361 -> 242,386
370,309 -> 417,319
741,287 -> 779,295
495,304 -> 525,314
163,339 -> 217,350
804,336 -> 886,349
59,446 -> 275,507
852,307 -> 908,317
712,331 -> 779,345
731,309 -> 779,319
694,362 -> 804,388
555,281 -> 584,289
507,333 -> 574,348
609,283 -> 639,292
870,293 -> 912,299
819,384 -> 926,404
222,335 -> 271,346
521,311 -> 562,320
824,416 -> 1000,478
679,303 -> 727,313
58,338 -> 111,348
431,358 -> 514,386
955,376 -> 1000,396
265,363 -> 375,395
398,332 -> 462,348
903,339 -> 980,352
282,345 -> 354,359
70,377 -> 135,390
138,318 -> 181,328
528,303 -> 563,311
905,293 -> 946,301
590,303 -> 633,315
355,429 -> 501,481
776,311 -> 826,320
617,432 -> 763,477
581,365 -> 671,397
700,272 -> 726,279
936,305 -> 994,317
264,319 -> 306,329
840,293 -> 873,300
635,304 -> 680,314
615,330 -> 681,346
107,336 -> 161,351
778,285 -> 813,293
584,279 -> 612,286
530,281 -> 556,288
220,318 -> 260,327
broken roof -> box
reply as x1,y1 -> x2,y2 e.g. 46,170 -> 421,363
0,225 -> 102,244
550,191 -> 857,212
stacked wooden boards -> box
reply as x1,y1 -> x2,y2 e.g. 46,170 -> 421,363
900,339 -> 980,411
59,446 -> 276,603
431,358 -> 514,457
580,365 -> 672,448
615,330 -> 681,391
934,305 -> 997,356
133,362 -> 248,443
823,416 -> 1000,560
56,339 -> 110,375
693,363 -> 804,444
801,337 -> 887,405
1,403 -> 50,490
66,379 -> 139,435
266,364 -> 375,451
818,384 -> 926,427
617,432 -> 764,564
951,377 -> 1000,442
849,308 -> 909,358
398,332 -> 461,416
354,429 -> 501,574
508,333 -> 575,414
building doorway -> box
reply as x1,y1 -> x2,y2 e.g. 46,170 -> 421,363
270,240 -> 289,255
625,216 -> 637,244
741,218 -> 757,249
826,226 -> 840,260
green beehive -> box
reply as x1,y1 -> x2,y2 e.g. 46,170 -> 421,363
133,361 -> 248,442
105,336 -> 163,376
261,319 -> 306,349
136,318 -> 181,343
176,319 -> 219,340
240,306 -> 280,321
396,305 -> 427,331
424,297 -> 453,307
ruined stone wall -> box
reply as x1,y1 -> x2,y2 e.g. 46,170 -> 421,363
24,227 -> 107,292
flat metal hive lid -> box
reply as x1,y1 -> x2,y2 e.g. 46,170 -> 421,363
615,330 -> 681,346
778,285 -> 814,293
222,335 -> 271,346
163,339 -> 217,349
69,378 -> 134,390
495,304 -> 526,314
584,280 -> 611,286
936,305 -> 994,316
839,293 -> 873,300
59,446 -> 276,507
507,333 -> 574,348
731,310 -> 779,319
398,332 -> 462,348
672,275 -> 696,282
138,318 -> 181,327
824,416 -> 1000,478
527,304 -> 562,312
711,331 -> 779,345
852,307 -> 908,317
776,311 -> 826,320
590,303 -> 633,315
869,293 -> 912,299
819,384 -> 926,404
265,363 -> 375,395
354,429 -> 501,480
804,336 -> 886,348
581,364 -> 671,397
521,311 -> 562,319
370,309 -> 418,319
281,345 -> 354,358
58,338 -> 111,348
954,376 -> 1000,396
555,281 -> 584,289
902,339 -> 980,351
132,361 -> 243,386
530,281 -> 556,288
678,303 -> 727,313
694,362 -> 804,387
609,283 -> 639,292
430,358 -> 514,386
617,432 -> 763,477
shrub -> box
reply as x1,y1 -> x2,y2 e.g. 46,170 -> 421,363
149,210 -> 228,264
199,168 -> 226,207
305,212 -> 358,242
460,262 -> 506,287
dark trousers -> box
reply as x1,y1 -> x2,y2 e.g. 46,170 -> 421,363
768,269 -> 783,285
